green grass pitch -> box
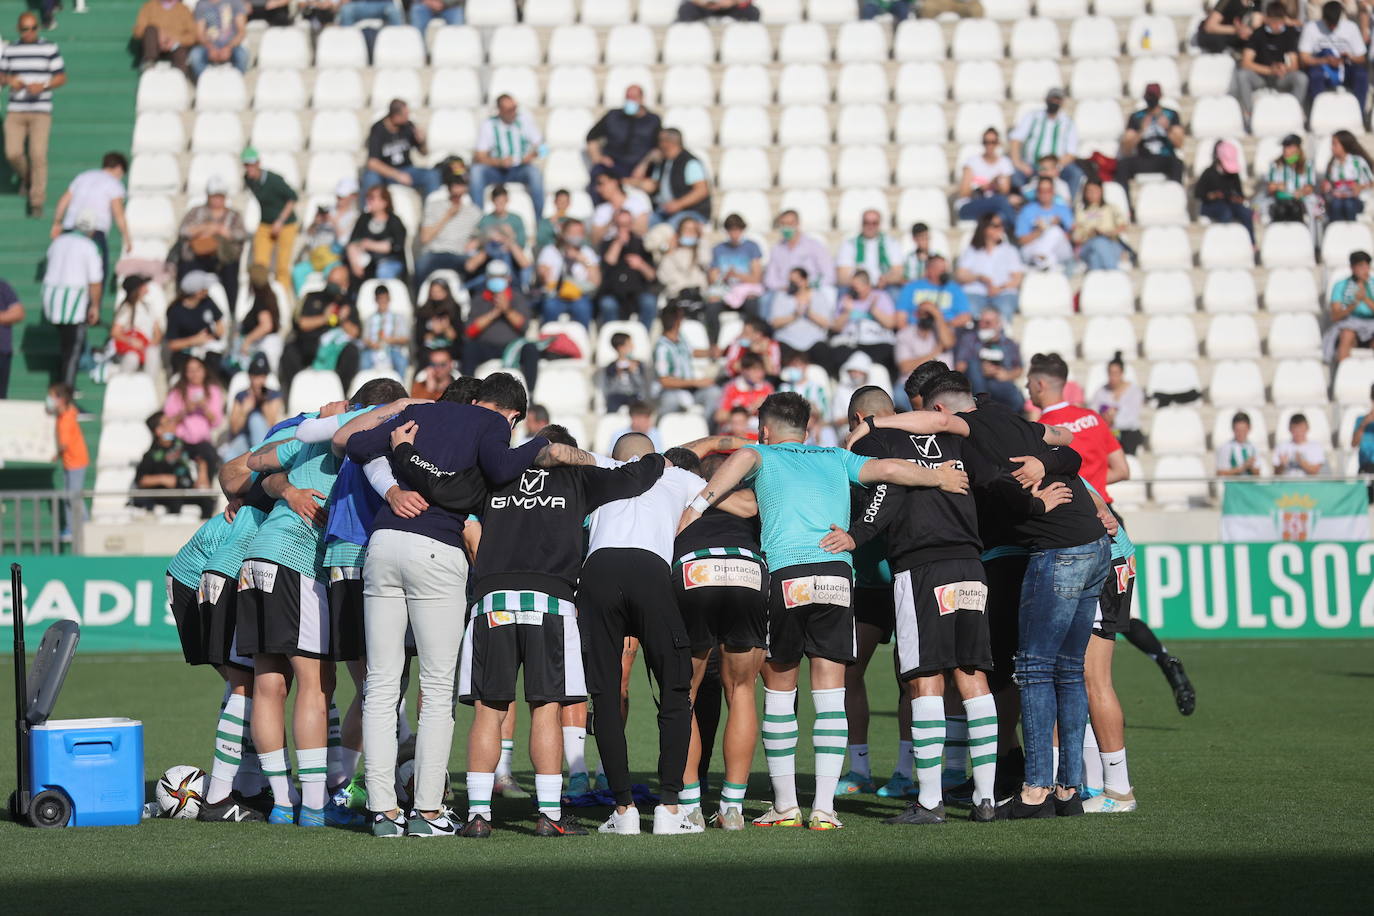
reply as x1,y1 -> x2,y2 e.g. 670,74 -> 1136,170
1,641 -> 1369,913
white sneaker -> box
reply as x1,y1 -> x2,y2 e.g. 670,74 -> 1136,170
598,807 -> 641,835
652,804 -> 705,835
1082,788 -> 1137,813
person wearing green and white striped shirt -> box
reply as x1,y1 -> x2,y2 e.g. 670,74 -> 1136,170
1322,130 -> 1374,221
654,301 -> 719,414
1008,88 -> 1085,198
42,209 -> 102,389
472,94 -> 546,220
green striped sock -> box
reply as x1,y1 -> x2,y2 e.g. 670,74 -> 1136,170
258,747 -> 296,807
910,696 -> 945,810
467,771 -> 495,819
207,694 -> 247,803
295,746 -> 328,810
680,781 -> 701,808
762,688 -> 799,811
963,694 -> 999,805
811,688 -> 848,814
719,781 -> 747,814
535,773 -> 561,821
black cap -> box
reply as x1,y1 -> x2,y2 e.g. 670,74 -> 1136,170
248,353 -> 270,376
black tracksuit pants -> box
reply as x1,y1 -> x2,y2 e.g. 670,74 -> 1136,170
578,548 -> 693,807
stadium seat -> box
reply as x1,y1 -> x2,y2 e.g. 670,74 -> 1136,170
1067,18 -> 1120,59
779,188 -> 832,230
1011,60 -> 1065,103
717,147 -> 772,191
718,24 -> 771,66
1009,19 -> 1062,59
1250,93 -> 1305,139
423,109 -> 476,161
981,0 -> 1031,17
288,370 -> 347,415
1206,314 -> 1263,359
1202,268 -> 1259,313
369,68 -> 424,110
125,195 -> 176,240
311,68 -> 365,110
1261,223 -> 1316,268
128,152 -> 180,195
1146,359 -> 1202,397
836,20 -> 887,62
715,63 -> 770,106
1138,227 -> 1193,270
1020,318 -> 1076,357
777,63 -> 830,106
953,101 -> 1005,145
373,25 -> 426,67
544,66 -> 599,108
256,26 -> 311,70
952,19 -> 1004,60
895,103 -> 947,144
1310,90 -> 1363,135
1082,316 -> 1138,361
136,68 -> 191,113
663,22 -> 715,66
717,106 -> 771,149
1125,15 -> 1179,56
252,68 -> 306,111
466,0 -> 517,25
896,188 -> 951,231
522,0 -> 575,26
582,0 -> 632,25
1333,355 -> 1374,405
836,189 -> 889,233
1151,454 -> 1210,509
661,106 -> 714,150
102,373 -> 160,423
779,22 -> 830,64
194,66 -> 246,111
1019,272 -> 1074,317
661,66 -> 714,109
428,69 -> 482,109
1128,56 -> 1182,99
1273,358 -> 1331,405
660,412 -> 710,446
1267,313 -> 1323,359
1275,405 -> 1333,446
131,111 -> 184,155
602,66 -> 656,107
1079,270 -> 1135,315
1140,270 -> 1196,313
315,26 -> 367,69
1187,52 -> 1234,97
835,104 -> 887,145
547,24 -> 599,65
1143,315 -> 1200,359
1135,181 -> 1189,226
837,63 -> 890,105
1190,96 -> 1245,141
305,151 -> 356,195
896,145 -> 949,187
603,24 -> 656,66
1197,224 -> 1254,271
716,190 -> 772,233
1151,406 -> 1207,453
893,19 -> 946,60
777,146 -> 832,190
249,110 -> 303,153
836,146 -> 890,189
97,421 -> 154,470
545,107 -> 595,150
487,66 -> 540,106
951,61 -> 1005,103
538,321 -> 592,365
532,363 -> 592,416
1322,221 -> 1374,269
429,25 -> 482,67
1069,57 -> 1124,101
489,25 -> 541,67
1263,267 -> 1320,313
1209,359 -> 1265,408
1038,0 -> 1089,17
190,112 -> 243,154
895,62 -> 948,104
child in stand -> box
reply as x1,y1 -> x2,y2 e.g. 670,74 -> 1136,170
600,331 -> 651,412
362,286 -> 410,377
47,382 -> 89,544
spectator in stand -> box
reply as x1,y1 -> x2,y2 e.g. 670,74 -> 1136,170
1092,352 -> 1146,455
177,174 -> 246,310
536,219 -> 599,326
299,0 -> 340,29
223,352 -> 283,457
769,267 -> 837,374
654,302 -> 719,414
189,0 -> 248,81
1115,84 -> 1185,195
469,184 -> 532,291
597,208 -> 657,326
897,221 -> 932,286
657,217 -> 711,312
1327,250 -> 1374,364
831,350 -> 880,434
1299,1 -> 1368,118
1197,0 -> 1261,53
411,346 -> 459,400
416,168 -> 481,290
954,307 -> 1024,413
1216,411 -> 1262,476
363,100 -> 440,200
362,285 -> 409,378
163,355 -> 225,451
0,278 -> 25,398
42,211 -> 102,390
837,209 -> 901,290
630,128 -> 712,229
895,253 -> 973,331
600,331 -> 652,413
133,0 -> 197,79
535,188 -> 572,252
920,0 -> 984,16
763,209 -> 836,303
714,352 -> 774,428
414,278 -> 460,364
677,1 -> 760,21
1275,413 -> 1328,476
47,382 -> 88,542
242,147 -> 298,290
611,400 -> 665,450
1351,384 -> 1374,472
723,316 -> 781,379
1266,133 -> 1318,225
410,0 -> 464,29
1322,130 -> 1374,221
134,410 -> 211,518
861,1 -> 912,20
707,213 -> 764,324
50,151 -> 129,302
1016,177 -> 1075,273
829,269 -> 899,373
332,175 -> 361,243
3,11 -> 65,219
587,85 -> 662,196
471,94 -> 545,220
957,128 -> 1018,230
779,347 -> 831,421
165,270 -> 226,378
233,265 -> 283,372
279,263 -> 360,392
1231,3 -> 1308,130
523,404 -> 549,441
1074,179 -> 1129,272
461,260 -> 546,389
346,184 -> 407,284
247,0 -> 292,27
110,275 -> 161,377
1195,139 -> 1255,243
338,0 -> 402,26
1009,88 -> 1084,199
591,172 -> 652,244
958,212 -> 1024,322
893,294 -> 954,407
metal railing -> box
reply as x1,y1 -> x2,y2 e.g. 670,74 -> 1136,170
0,488 -> 225,555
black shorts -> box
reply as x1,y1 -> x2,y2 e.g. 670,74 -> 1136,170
458,592 -> 586,705
167,574 -> 210,666
327,567 -> 365,662
673,555 -> 768,653
1093,555 -> 1137,639
235,560 -> 331,659
854,585 -> 896,644
766,561 -> 856,665
200,571 -> 252,671
893,558 -> 993,679
984,553 -> 1030,692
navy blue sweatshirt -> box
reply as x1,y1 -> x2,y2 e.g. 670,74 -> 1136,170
344,402 -> 548,548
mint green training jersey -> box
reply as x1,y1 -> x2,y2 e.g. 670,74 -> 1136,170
743,442 -> 871,572
167,513 -> 233,588
205,423 -> 304,579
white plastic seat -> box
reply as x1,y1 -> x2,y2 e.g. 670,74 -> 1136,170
1127,57 -> 1182,100
951,19 -> 1003,61
288,369 -> 346,414
1125,15 -> 1179,56
428,68 -> 482,108
836,20 -> 888,63
1147,359 -> 1202,396
547,24 -> 599,65
98,421 -> 154,469
717,147 -> 773,192
581,0 -> 630,26
522,0 -> 574,26
1019,272 -> 1074,317
429,25 -> 483,68
305,151 -> 357,195
136,67 -> 190,113
125,195 -> 176,240
894,62 -> 948,104
777,146 -> 833,190
895,103 -> 947,144
1011,60 -> 1064,103
953,101 -> 1005,145
1135,181 -> 1188,226
544,149 -> 590,192
662,22 -> 714,65
718,106 -> 772,148
1275,358 -> 1331,406
952,61 -> 1005,103
131,111 -> 184,154
101,372 -> 160,423
1267,312 -> 1323,359
1206,314 -> 1262,358
543,66 -> 598,108
893,19 -> 946,61
1038,0 -> 1089,17
1202,268 -> 1259,313
1198,224 -> 1254,270
127,152 -> 181,194
1310,90 -> 1363,135
1079,270 -> 1135,316
1151,406 -> 1207,453
1138,227 -> 1193,270
778,189 -> 832,230
465,0 -> 516,25
1152,454 -> 1210,509
306,109 -> 362,153
661,106 -> 713,151
488,25 -> 541,66
1140,270 -> 1196,314
369,68 -> 424,110
777,63 -> 830,106
1322,222 -> 1374,269
194,66 -> 246,112
659,412 -> 710,446
373,25 -> 426,67
1143,315 -> 1200,359
896,188 -> 951,231
1069,57 -> 1123,100
603,24 -> 656,66
896,145 -> 949,187
1020,317 -> 1077,358
1067,18 -> 1119,59
1261,223 -> 1316,268
315,26 -> 368,69
256,27 -> 311,71
258,152 -> 300,192
190,111 -> 243,154
249,110 -> 304,153
602,66 -> 657,107
544,107 -> 595,150
981,0 -> 1031,17
720,22 -> 772,65
253,68 -> 306,111
1082,316 -> 1138,360
1190,96 -> 1245,141
1250,93 -> 1305,139
835,104 -> 888,146
661,64 -> 712,106
778,22 -> 830,64
1187,53 -> 1235,98
717,190 -> 772,232
807,0 -> 856,23
1333,355 -> 1374,405
1070,99 -> 1124,142
1098,0 -> 1149,13
1263,267 -> 1321,313
186,153 -> 240,197
836,63 -> 890,105
311,68 -> 365,110
1208,359 -> 1265,408
487,66 -> 540,107
1009,19 -> 1061,59
425,108 -> 477,161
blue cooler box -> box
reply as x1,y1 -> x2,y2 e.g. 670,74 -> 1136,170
29,717 -> 144,827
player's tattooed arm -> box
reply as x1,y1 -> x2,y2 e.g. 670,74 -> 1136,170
246,440 -> 285,473
1042,424 -> 1074,446
716,488 -> 758,518
678,434 -> 747,457
218,451 -> 254,500
678,449 -> 762,533
532,442 -> 598,467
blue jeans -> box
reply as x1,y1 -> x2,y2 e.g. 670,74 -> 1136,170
187,44 -> 249,81
221,411 -> 271,460
650,208 -> 702,230
597,292 -> 657,327
362,166 -> 442,201
375,258 -> 405,280
965,290 -> 1019,324
339,0 -> 402,25
409,2 -> 464,29
1016,536 -> 1112,789
964,360 -> 1024,413
366,344 -> 409,377
1327,196 -> 1364,222
1079,235 -> 1125,271
958,194 -> 1017,230
1200,199 -> 1255,243
542,294 -> 594,327
413,250 -> 468,293
1017,161 -> 1085,200
861,0 -> 911,17
1307,61 -> 1369,117
469,163 -> 545,219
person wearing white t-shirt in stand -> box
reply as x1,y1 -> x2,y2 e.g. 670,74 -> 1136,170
590,173 -> 651,244
956,212 -> 1025,324
1298,1 -> 1369,121
836,209 -> 902,291
42,210 -> 103,391
1274,413 -> 1328,476
957,128 -> 1017,230
50,151 -> 129,300
536,219 -> 601,327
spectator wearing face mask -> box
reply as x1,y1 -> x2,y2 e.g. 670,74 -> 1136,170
463,260 -> 548,390
1115,83 -> 1185,194
1009,88 -> 1084,199
837,209 -> 902,290
596,208 -> 657,326
723,316 -> 782,379
657,217 -> 716,337
600,332 -> 652,412
769,266 -> 837,375
954,307 -> 1024,413
586,85 -> 662,197
536,219 -> 600,327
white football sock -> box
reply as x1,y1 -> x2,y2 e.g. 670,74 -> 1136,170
258,747 -> 298,808
1101,749 -> 1131,794
296,746 -> 328,810
895,739 -> 914,778
466,771 -> 495,819
910,696 -> 945,810
562,726 -> 588,777
535,773 -> 562,821
847,743 -> 871,779
962,694 -> 998,805
1082,722 -> 1104,792
811,688 -> 847,814
496,739 -> 515,779
762,688 -> 799,812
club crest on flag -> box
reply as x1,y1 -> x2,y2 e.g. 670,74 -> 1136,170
1275,492 -> 1317,542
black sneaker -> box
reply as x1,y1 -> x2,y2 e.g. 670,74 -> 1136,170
970,799 -> 997,823
238,789 -> 274,816
197,792 -> 266,823
534,812 -> 588,836
1000,794 -> 1055,820
993,746 -> 1025,802
1160,656 -> 1196,716
944,777 -> 975,807
882,801 -> 946,825
459,814 -> 492,838
1054,790 -> 1084,817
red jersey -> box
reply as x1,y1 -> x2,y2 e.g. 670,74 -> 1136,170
718,378 -> 774,416
1038,401 -> 1121,502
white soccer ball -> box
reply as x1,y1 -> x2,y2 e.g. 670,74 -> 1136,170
155,765 -> 207,819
